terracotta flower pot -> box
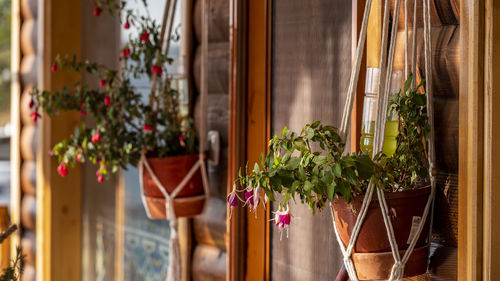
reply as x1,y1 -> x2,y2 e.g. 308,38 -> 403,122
141,153 -> 206,219
332,187 -> 431,280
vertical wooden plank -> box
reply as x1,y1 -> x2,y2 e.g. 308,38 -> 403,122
350,0 -> 367,152
228,0 -> 247,280
458,0 -> 484,280
9,0 -> 21,259
483,0 -> 500,279
245,0 -> 270,280
37,0 -> 83,280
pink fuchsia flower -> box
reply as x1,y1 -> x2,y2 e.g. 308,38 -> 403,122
179,135 -> 186,147
227,185 -> 241,219
272,206 -> 291,239
76,154 -> 83,163
251,185 -> 266,213
122,47 -> 131,58
143,124 -> 153,132
28,100 -> 35,109
30,111 -> 40,123
244,189 -> 254,206
104,96 -> 111,106
96,171 -> 104,183
151,64 -> 163,75
80,109 -> 87,116
57,163 -> 68,177
123,20 -> 130,29
140,31 -> 149,42
51,62 -> 57,72
92,131 -> 101,143
100,79 -> 107,87
93,6 -> 102,17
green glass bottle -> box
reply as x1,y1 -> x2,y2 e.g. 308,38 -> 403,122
360,68 -> 402,157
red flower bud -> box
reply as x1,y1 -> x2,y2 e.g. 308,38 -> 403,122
151,64 -> 163,75
100,79 -> 107,87
93,6 -> 102,17
80,109 -> 87,116
57,163 -> 68,177
28,100 -> 35,109
104,96 -> 111,106
51,62 -> 57,72
140,31 -> 149,42
122,47 -> 131,58
143,124 -> 153,132
179,135 -> 185,142
124,20 -> 130,29
96,171 -> 104,183
76,154 -> 83,163
48,150 -> 54,157
92,131 -> 101,143
30,111 -> 40,123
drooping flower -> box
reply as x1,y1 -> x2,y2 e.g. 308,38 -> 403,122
123,20 -> 130,29
179,135 -> 185,147
30,111 -> 40,123
251,185 -> 266,213
143,124 -> 153,132
151,64 -> 163,75
244,189 -> 254,206
96,170 -> 104,183
93,6 -> 102,17
51,62 -> 57,72
100,79 -> 107,87
80,109 -> 87,116
122,47 -> 131,58
57,163 -> 68,178
140,31 -> 149,42
227,185 -> 240,218
104,96 -> 111,106
92,131 -> 101,143
28,100 -> 34,109
272,206 -> 292,239
76,154 -> 83,163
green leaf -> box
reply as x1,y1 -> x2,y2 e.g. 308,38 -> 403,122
333,163 -> 342,177
327,181 -> 337,201
285,157 -> 300,170
253,163 -> 260,174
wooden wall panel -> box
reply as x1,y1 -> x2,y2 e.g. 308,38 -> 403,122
270,0 -> 351,280
192,0 -> 229,279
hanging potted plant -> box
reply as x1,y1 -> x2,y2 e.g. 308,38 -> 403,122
228,76 -> 434,280
29,0 -> 208,220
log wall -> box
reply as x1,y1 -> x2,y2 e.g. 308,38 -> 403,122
17,0 -> 39,279
192,0 -> 229,280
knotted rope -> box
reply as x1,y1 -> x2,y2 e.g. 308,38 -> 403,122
329,0 -> 436,280
139,0 -> 210,280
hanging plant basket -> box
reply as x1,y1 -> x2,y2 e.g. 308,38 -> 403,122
140,153 -> 207,220
332,186 -> 431,280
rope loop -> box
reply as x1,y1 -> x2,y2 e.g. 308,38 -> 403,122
389,261 -> 404,281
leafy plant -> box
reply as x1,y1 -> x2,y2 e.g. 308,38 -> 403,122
384,74 -> 429,190
0,247 -> 24,281
228,75 -> 430,233
29,1 -> 196,182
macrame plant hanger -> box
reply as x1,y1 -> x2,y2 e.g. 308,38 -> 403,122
330,0 -> 436,280
138,1 -> 210,280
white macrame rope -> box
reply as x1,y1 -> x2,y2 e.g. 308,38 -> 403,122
339,0 -> 373,141
330,0 -> 437,280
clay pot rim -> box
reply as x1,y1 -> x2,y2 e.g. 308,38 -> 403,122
333,185 -> 431,204
145,152 -> 201,163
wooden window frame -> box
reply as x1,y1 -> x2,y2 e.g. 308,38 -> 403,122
227,0 -> 500,280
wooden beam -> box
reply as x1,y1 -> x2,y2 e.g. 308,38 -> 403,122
37,1 -> 83,280
227,0 -> 247,280
482,0 -> 500,279
9,0 -> 21,259
244,0 -> 271,280
458,0 -> 485,280
350,0 -> 367,153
